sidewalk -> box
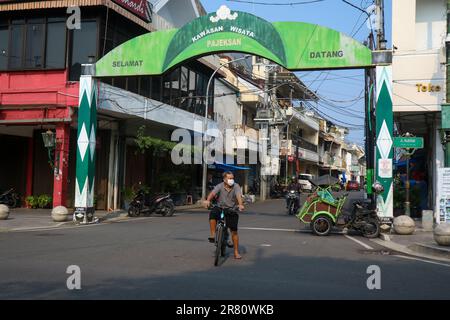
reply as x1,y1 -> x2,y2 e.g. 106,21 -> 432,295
0,202 -> 206,232
372,220 -> 450,262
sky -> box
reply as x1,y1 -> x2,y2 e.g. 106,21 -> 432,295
201,0 -> 392,146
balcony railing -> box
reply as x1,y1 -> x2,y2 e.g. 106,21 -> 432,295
297,137 -> 318,153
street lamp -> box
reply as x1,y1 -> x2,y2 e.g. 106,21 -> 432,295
402,132 -> 415,217
201,55 -> 252,201
41,129 -> 57,171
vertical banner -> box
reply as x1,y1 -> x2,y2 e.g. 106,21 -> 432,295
436,168 -> 450,223
375,66 -> 394,222
74,75 -> 97,223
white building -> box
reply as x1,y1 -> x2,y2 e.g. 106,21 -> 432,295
392,0 -> 446,216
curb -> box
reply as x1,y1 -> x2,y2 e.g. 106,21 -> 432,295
408,243 -> 450,259
370,238 -> 450,263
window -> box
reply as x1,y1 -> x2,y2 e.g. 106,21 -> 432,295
1,17 -> 67,70
70,20 -> 98,81
127,76 -> 139,94
187,70 -> 197,112
140,76 -> 151,98
46,18 -> 66,68
169,68 -> 181,107
113,77 -> 126,90
9,20 -> 25,69
0,26 -> 7,70
179,67 -> 189,111
151,76 -> 162,101
24,18 -> 45,68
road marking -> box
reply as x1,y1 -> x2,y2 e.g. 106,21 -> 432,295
391,254 -> 450,268
7,217 -> 151,233
344,235 -> 374,250
241,227 -> 299,232
260,244 -> 272,247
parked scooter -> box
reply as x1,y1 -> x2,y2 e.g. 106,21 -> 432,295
0,188 -> 19,208
128,189 -> 174,217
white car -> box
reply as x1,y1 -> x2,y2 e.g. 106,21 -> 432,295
298,174 -> 314,192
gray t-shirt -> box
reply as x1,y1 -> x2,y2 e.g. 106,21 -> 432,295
212,182 -> 242,209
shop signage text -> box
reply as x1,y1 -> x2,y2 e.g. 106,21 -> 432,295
416,83 -> 441,93
112,0 -> 152,23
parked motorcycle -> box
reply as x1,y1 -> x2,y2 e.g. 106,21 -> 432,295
0,188 -> 20,208
286,190 -> 300,216
128,189 -> 174,217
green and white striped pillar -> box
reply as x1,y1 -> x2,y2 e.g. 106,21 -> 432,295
74,67 -> 97,223
375,66 -> 394,223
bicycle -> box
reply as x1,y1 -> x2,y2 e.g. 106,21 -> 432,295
210,205 -> 236,266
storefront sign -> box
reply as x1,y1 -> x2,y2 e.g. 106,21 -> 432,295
112,0 -> 152,22
436,168 -> 450,223
415,83 -> 441,93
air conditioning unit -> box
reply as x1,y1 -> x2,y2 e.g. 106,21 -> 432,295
254,109 -> 273,121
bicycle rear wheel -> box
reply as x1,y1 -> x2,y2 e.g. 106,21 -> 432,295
214,225 -> 224,266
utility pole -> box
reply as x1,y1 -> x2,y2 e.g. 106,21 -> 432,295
375,0 -> 386,50
259,62 -> 270,201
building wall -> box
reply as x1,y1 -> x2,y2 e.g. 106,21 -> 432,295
393,0 -> 446,112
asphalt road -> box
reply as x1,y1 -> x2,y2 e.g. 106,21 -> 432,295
1,193 -> 449,299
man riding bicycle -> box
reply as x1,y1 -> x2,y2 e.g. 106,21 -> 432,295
204,171 -> 245,260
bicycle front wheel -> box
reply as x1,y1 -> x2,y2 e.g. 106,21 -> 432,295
214,226 -> 224,266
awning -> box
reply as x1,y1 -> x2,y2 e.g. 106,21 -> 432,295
210,163 -> 251,171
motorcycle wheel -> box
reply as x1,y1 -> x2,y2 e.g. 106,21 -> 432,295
160,201 -> 175,217
312,215 -> 332,236
7,197 -> 18,208
288,202 -> 295,215
362,218 -> 380,238
128,205 -> 140,217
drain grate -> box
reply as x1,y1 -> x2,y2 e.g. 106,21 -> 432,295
359,249 -> 393,255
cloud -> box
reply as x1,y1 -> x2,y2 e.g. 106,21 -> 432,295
210,5 -> 238,23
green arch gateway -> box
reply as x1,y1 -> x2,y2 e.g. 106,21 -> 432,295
95,8 -> 373,77
76,6 -> 393,225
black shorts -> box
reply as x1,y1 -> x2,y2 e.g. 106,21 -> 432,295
209,207 -> 239,232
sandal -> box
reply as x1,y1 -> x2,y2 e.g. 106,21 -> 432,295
208,237 -> 215,243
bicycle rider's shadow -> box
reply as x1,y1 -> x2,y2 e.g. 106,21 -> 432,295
213,246 -> 248,266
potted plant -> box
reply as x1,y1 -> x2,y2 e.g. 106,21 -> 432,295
122,187 -> 135,210
37,194 -> 52,209
25,195 -> 39,209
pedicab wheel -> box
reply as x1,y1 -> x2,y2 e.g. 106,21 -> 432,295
362,218 -> 380,238
312,215 -> 332,236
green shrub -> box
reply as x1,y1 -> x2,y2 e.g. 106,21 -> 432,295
37,194 -> 52,208
25,196 -> 39,209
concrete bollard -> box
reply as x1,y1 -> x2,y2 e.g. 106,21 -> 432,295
0,204 -> 10,220
51,206 -> 69,222
422,210 -> 434,232
393,215 -> 415,235
434,223 -> 450,246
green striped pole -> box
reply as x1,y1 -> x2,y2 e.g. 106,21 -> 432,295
375,66 -> 393,223
74,65 -> 97,224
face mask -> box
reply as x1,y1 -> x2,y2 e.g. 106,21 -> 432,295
227,179 -> 235,187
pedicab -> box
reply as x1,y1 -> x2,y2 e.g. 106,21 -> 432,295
296,177 -> 381,238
